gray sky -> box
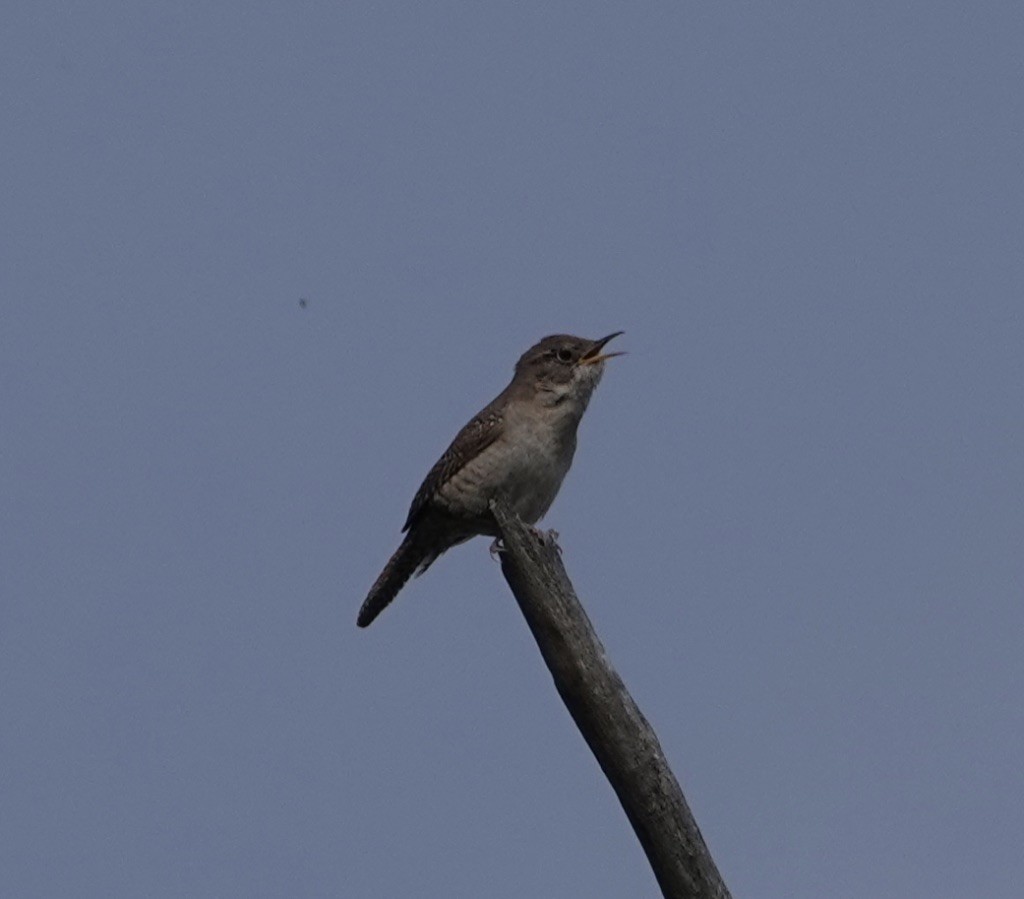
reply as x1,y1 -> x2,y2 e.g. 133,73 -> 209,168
3,3 -> 1022,897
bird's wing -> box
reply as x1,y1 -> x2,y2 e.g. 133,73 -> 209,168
402,395 -> 507,532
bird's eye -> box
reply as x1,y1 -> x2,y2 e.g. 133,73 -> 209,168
556,348 -> 574,363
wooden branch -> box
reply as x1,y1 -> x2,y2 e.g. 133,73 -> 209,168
490,500 -> 731,899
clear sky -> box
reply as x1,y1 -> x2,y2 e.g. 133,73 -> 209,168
3,3 -> 1022,897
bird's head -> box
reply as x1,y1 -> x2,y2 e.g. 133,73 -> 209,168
513,332 -> 624,408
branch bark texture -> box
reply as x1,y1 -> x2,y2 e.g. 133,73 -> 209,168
490,499 -> 731,899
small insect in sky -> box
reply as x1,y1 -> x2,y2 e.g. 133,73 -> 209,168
299,298 -> 308,309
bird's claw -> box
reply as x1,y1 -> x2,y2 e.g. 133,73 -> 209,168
491,529 -> 561,559
527,527 -> 562,553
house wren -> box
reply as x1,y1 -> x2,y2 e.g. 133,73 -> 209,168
357,332 -> 623,627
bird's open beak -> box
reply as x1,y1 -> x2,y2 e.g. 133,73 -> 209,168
579,331 -> 625,365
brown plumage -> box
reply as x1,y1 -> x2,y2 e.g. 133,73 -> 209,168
357,332 -> 622,627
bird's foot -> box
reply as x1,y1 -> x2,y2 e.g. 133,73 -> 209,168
488,537 -> 505,560
529,527 -> 562,553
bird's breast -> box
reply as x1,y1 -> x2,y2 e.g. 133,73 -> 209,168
435,401 -> 582,528
492,404 -> 579,523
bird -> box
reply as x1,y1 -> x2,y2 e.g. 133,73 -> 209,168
356,332 -> 623,627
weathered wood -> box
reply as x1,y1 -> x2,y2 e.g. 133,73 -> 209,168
490,499 -> 731,899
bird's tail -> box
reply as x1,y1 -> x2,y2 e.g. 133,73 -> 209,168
357,532 -> 435,627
